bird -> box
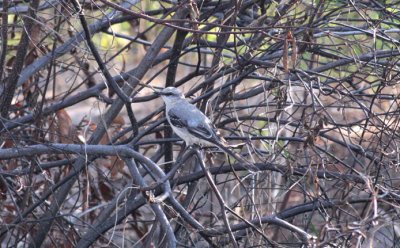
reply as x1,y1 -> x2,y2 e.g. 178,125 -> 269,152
157,86 -> 258,172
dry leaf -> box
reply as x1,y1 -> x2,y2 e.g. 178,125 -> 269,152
98,181 -> 113,201
56,109 -> 75,143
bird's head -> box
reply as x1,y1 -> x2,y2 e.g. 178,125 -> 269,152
157,87 -> 185,104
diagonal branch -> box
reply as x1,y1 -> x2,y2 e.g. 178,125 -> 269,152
0,0 -> 40,118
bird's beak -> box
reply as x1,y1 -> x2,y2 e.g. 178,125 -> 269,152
154,91 -> 162,96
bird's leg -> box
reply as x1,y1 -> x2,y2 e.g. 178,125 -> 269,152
175,142 -> 187,162
182,144 -> 195,161
186,144 -> 207,168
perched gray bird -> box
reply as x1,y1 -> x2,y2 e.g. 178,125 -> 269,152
157,87 -> 258,172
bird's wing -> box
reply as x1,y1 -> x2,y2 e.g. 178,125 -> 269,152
168,109 -> 187,129
187,121 -> 215,141
168,105 -> 220,144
